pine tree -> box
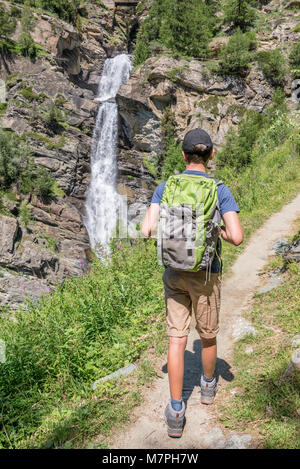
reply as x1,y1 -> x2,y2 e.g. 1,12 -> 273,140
0,4 -> 16,43
223,0 -> 256,31
160,0 -> 212,57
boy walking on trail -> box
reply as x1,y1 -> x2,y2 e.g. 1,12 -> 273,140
142,128 -> 243,438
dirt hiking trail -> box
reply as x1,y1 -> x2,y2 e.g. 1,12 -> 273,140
110,193 -> 300,449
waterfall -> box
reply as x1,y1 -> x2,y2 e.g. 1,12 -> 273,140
84,54 -> 132,253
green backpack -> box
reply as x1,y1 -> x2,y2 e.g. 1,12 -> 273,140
157,173 -> 222,272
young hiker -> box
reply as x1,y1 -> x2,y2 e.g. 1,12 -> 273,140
141,128 -> 243,438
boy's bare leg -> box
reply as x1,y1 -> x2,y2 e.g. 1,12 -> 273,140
201,337 -> 217,378
167,336 -> 187,400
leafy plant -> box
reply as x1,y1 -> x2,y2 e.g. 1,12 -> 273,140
133,0 -> 214,66
223,0 -> 257,31
19,202 -> 32,226
0,129 -> 57,198
219,28 -> 256,75
43,101 -> 66,129
289,39 -> 300,67
256,49 -> 286,86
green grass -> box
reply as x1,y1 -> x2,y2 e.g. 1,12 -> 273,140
0,239 -> 166,449
218,255 -> 300,448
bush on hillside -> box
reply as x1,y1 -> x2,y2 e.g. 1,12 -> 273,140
219,29 -> 256,75
223,0 -> 256,31
0,129 -> 56,197
133,0 -> 214,66
290,39 -> 300,66
161,138 -> 186,179
13,0 -> 88,27
217,89 -> 291,170
256,49 -> 286,86
0,3 -> 17,53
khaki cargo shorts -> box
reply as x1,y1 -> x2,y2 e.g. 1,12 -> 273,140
163,268 -> 221,340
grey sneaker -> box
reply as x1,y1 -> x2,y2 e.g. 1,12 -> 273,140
200,376 -> 217,405
164,400 -> 186,438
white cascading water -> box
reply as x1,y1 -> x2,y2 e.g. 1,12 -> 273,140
84,54 -> 132,253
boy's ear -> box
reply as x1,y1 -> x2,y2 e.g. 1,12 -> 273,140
209,148 -> 215,160
182,151 -> 188,163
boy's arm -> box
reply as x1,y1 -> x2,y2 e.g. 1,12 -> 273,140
221,211 -> 243,246
141,203 -> 160,238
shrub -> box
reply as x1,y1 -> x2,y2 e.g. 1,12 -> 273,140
13,0 -> 88,27
217,109 -> 265,169
256,49 -> 286,86
19,203 -> 32,226
133,0 -> 213,66
219,29 -> 256,75
17,33 -> 43,59
0,3 -> 17,53
217,89 -> 291,171
20,86 -> 47,102
0,239 -> 165,448
43,101 -> 66,129
289,39 -> 300,67
0,129 -> 56,198
223,0 -> 256,32
161,138 -> 186,179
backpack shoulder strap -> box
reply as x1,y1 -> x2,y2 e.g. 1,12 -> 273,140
207,174 -> 223,187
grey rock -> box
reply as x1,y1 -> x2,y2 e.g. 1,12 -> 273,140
0,216 -> 19,262
283,237 -> 300,262
223,434 -> 252,449
269,238 -> 289,254
202,428 -> 226,449
92,363 -> 137,390
233,318 -> 258,342
291,335 -> 300,349
257,277 -> 283,294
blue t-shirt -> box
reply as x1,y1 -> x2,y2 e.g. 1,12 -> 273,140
151,170 -> 240,273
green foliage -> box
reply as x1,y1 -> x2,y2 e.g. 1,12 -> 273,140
54,93 -> 67,106
17,32 -> 43,58
0,2 -> 17,52
161,138 -> 186,179
20,2 -> 37,33
160,106 -> 186,179
217,89 -> 291,171
133,0 -> 213,66
19,203 -> 32,226
0,239 -> 165,448
0,129 -> 57,198
0,102 -> 8,115
289,39 -> 300,67
33,167 -> 57,198
43,101 -> 66,129
256,49 -> 286,86
223,0 -> 257,31
35,232 -> 60,251
220,256 -> 300,448
20,86 -> 47,102
219,29 -> 256,75
13,0 -> 88,27
217,109 -> 265,169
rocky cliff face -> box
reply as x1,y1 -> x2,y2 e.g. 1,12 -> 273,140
0,0 -> 299,308
0,1 -> 138,308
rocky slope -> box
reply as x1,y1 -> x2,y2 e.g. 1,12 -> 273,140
0,0 -> 299,308
0,1 -> 140,308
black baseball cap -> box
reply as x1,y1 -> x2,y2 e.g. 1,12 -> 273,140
182,128 -> 213,153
